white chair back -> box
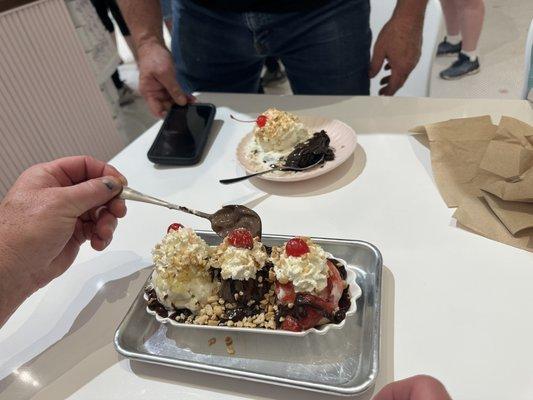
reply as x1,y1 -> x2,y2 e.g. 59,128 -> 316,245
370,0 -> 443,97
522,18 -> 533,100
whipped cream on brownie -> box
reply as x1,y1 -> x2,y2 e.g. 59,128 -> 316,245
271,237 -> 329,293
151,227 -> 216,311
210,237 -> 267,281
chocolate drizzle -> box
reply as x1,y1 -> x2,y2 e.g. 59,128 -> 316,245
223,305 -> 260,322
328,257 -> 347,280
145,288 -> 192,322
146,288 -> 168,318
218,261 -> 272,305
146,255 -> 351,329
284,130 -> 335,169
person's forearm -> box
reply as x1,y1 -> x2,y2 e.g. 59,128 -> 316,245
0,234 -> 34,328
393,0 -> 428,21
117,0 -> 164,50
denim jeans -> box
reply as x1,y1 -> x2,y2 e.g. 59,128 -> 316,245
161,0 -> 173,21
171,0 -> 371,95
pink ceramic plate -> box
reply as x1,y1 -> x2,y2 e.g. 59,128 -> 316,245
236,116 -> 357,182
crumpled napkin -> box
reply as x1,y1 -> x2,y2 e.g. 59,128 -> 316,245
412,115 -> 533,251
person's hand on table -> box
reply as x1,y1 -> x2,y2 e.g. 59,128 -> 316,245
373,375 -> 452,400
137,40 -> 195,117
0,156 -> 127,327
369,1 -> 425,95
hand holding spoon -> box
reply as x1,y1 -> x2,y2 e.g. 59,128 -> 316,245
119,187 -> 262,238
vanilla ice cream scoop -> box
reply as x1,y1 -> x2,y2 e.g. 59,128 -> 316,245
253,108 -> 311,153
151,227 -> 217,312
271,237 -> 329,294
209,237 -> 267,281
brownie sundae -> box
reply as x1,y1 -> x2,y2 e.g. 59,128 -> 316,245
208,228 -> 269,305
145,224 -> 354,332
271,237 -> 350,332
240,108 -> 335,172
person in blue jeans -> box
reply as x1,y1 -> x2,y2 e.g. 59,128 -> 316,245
118,0 -> 427,117
160,0 -> 174,31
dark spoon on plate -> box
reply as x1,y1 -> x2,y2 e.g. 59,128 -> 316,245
219,155 -> 325,185
119,187 -> 262,238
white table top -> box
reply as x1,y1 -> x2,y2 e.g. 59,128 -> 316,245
1,94 -> 532,400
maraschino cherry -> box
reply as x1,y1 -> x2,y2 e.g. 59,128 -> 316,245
230,114 -> 268,128
167,223 -> 184,233
255,115 -> 267,127
227,228 -> 254,249
285,238 -> 310,257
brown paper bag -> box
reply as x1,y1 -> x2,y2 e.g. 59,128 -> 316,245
493,116 -> 533,148
479,141 -> 533,179
414,115 -> 533,252
414,115 -> 498,207
475,118 -> 533,237
479,117 -> 533,204
482,192 -> 533,235
453,196 -> 533,251
482,167 -> 533,203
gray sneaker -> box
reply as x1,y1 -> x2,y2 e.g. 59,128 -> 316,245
439,53 -> 480,80
436,37 -> 462,57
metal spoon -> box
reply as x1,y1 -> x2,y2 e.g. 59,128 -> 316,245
119,187 -> 262,238
219,155 -> 325,185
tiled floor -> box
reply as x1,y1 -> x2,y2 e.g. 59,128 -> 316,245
114,0 -> 532,143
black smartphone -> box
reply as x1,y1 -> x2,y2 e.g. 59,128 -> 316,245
147,103 -> 216,165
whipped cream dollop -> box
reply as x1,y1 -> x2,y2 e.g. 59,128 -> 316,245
210,238 -> 267,281
252,108 -> 311,153
272,238 -> 329,294
151,228 -> 216,311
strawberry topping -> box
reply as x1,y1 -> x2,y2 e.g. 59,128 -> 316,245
297,307 -> 323,331
275,281 -> 296,304
281,315 -> 302,332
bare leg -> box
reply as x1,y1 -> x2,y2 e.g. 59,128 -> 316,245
457,0 -> 485,52
440,0 -> 461,36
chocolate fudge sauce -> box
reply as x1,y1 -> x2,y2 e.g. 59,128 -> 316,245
210,205 -> 262,239
284,130 -> 335,169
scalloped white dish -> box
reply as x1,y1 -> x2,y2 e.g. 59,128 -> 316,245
236,115 -> 357,182
144,254 -> 362,337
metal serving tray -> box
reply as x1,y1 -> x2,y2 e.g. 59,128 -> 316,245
114,232 -> 382,396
